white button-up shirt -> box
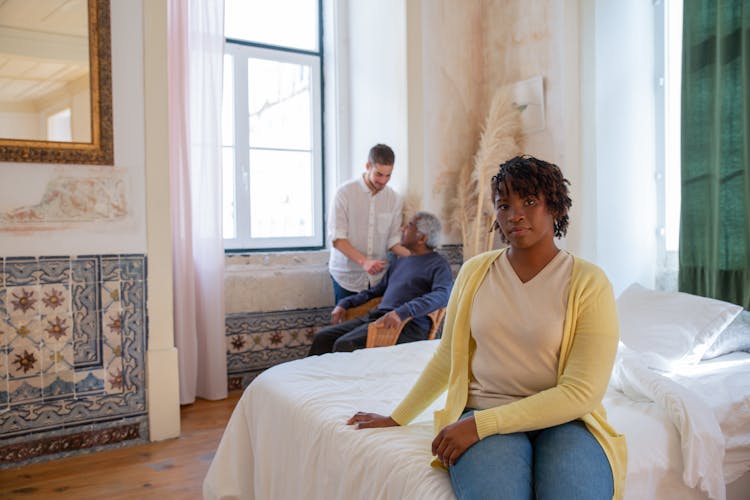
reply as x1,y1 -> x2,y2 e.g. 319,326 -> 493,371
328,175 -> 403,292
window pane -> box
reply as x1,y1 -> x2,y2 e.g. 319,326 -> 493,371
249,149 -> 313,238
224,0 -> 319,52
222,147 -> 236,239
222,54 -> 235,147
248,58 -> 311,151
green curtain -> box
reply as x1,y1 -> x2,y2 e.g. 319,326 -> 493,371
680,0 -> 750,309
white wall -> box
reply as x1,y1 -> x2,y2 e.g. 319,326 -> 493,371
584,0 -> 658,296
346,0 -> 409,192
0,0 -> 147,257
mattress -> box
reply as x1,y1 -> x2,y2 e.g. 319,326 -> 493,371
203,340 -> 750,500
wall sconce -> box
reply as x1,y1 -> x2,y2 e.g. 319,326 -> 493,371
512,75 -> 545,134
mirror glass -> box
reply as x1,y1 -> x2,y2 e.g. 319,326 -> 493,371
0,0 -> 113,165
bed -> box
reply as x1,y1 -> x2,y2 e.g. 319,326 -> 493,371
204,285 -> 750,500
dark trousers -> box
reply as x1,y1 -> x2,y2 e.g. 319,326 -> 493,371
308,309 -> 428,355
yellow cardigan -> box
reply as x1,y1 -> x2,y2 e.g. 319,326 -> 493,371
390,249 -> 627,500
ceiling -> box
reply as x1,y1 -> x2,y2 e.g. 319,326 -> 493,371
0,0 -> 89,110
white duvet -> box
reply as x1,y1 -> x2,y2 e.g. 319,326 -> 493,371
204,340 -> 750,500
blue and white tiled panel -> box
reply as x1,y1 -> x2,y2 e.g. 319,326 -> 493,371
225,307 -> 331,390
0,255 -> 148,467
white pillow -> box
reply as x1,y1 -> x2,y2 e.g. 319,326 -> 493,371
701,310 -> 750,359
616,283 -> 742,369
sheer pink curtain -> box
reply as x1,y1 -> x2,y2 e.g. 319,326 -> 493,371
168,0 -> 227,404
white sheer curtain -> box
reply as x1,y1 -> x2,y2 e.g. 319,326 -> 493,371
168,0 -> 227,404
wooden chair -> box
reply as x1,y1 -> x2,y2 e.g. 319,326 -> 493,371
343,297 -> 382,321
365,307 -> 446,348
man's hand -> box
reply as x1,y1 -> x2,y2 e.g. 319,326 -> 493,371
431,415 -> 480,467
362,259 -> 386,275
347,412 -> 400,429
331,306 -> 346,325
373,310 -> 403,329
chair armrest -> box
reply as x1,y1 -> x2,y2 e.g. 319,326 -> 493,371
365,307 -> 446,348
366,318 -> 412,348
426,308 -> 446,340
343,297 -> 382,321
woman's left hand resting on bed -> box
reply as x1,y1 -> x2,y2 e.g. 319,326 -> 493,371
347,412 -> 399,428
432,416 -> 479,467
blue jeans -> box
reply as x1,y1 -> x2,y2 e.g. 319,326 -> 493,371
449,411 -> 613,500
330,275 -> 357,304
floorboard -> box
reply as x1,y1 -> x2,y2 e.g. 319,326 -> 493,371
0,391 -> 242,499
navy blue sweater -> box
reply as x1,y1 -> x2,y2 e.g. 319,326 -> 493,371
338,252 -> 454,333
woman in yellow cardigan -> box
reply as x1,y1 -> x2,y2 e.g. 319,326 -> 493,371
348,155 -> 627,499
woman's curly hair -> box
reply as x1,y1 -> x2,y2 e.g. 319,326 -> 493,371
490,155 -> 572,242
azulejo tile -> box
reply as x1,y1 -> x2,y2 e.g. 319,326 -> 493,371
38,283 -> 70,317
100,281 -> 121,311
72,307 -> 101,367
8,375 -> 43,404
0,318 -> 12,349
119,255 -> 145,282
70,256 -> 99,284
102,307 -> 123,342
100,255 -> 121,282
4,258 -> 39,287
105,357 -> 123,394
74,368 -> 105,395
0,346 -> 7,382
7,317 -> 43,345
41,313 -> 73,347
7,285 -> 42,323
225,307 -> 328,385
38,257 -> 71,285
7,338 -> 42,380
45,342 -> 74,378
42,372 -> 75,399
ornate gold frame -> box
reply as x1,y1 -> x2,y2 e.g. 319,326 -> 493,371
0,0 -> 113,165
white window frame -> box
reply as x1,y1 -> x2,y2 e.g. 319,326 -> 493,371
223,41 -> 324,251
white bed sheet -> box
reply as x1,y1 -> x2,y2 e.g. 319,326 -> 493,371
203,341 -> 750,500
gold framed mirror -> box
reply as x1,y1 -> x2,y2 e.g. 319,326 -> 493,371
0,0 -> 113,165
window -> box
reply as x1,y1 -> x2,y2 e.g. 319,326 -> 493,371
655,0 -> 683,288
223,0 -> 324,251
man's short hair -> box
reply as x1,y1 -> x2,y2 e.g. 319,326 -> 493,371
413,211 -> 442,250
368,144 -> 395,166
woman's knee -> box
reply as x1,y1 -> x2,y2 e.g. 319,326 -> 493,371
533,421 -> 613,500
450,431 -> 533,500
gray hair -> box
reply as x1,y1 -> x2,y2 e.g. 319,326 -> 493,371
412,211 -> 442,249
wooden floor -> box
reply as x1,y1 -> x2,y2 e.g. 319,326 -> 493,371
0,391 -> 242,499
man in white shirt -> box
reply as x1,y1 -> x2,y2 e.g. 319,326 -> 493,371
328,144 -> 410,303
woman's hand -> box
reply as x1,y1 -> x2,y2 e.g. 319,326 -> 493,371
347,412 -> 399,429
432,416 -> 480,467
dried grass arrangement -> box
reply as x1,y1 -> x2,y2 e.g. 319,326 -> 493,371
438,85 -> 522,260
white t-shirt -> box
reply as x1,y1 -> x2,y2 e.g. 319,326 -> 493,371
467,250 -> 573,410
327,175 -> 403,292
